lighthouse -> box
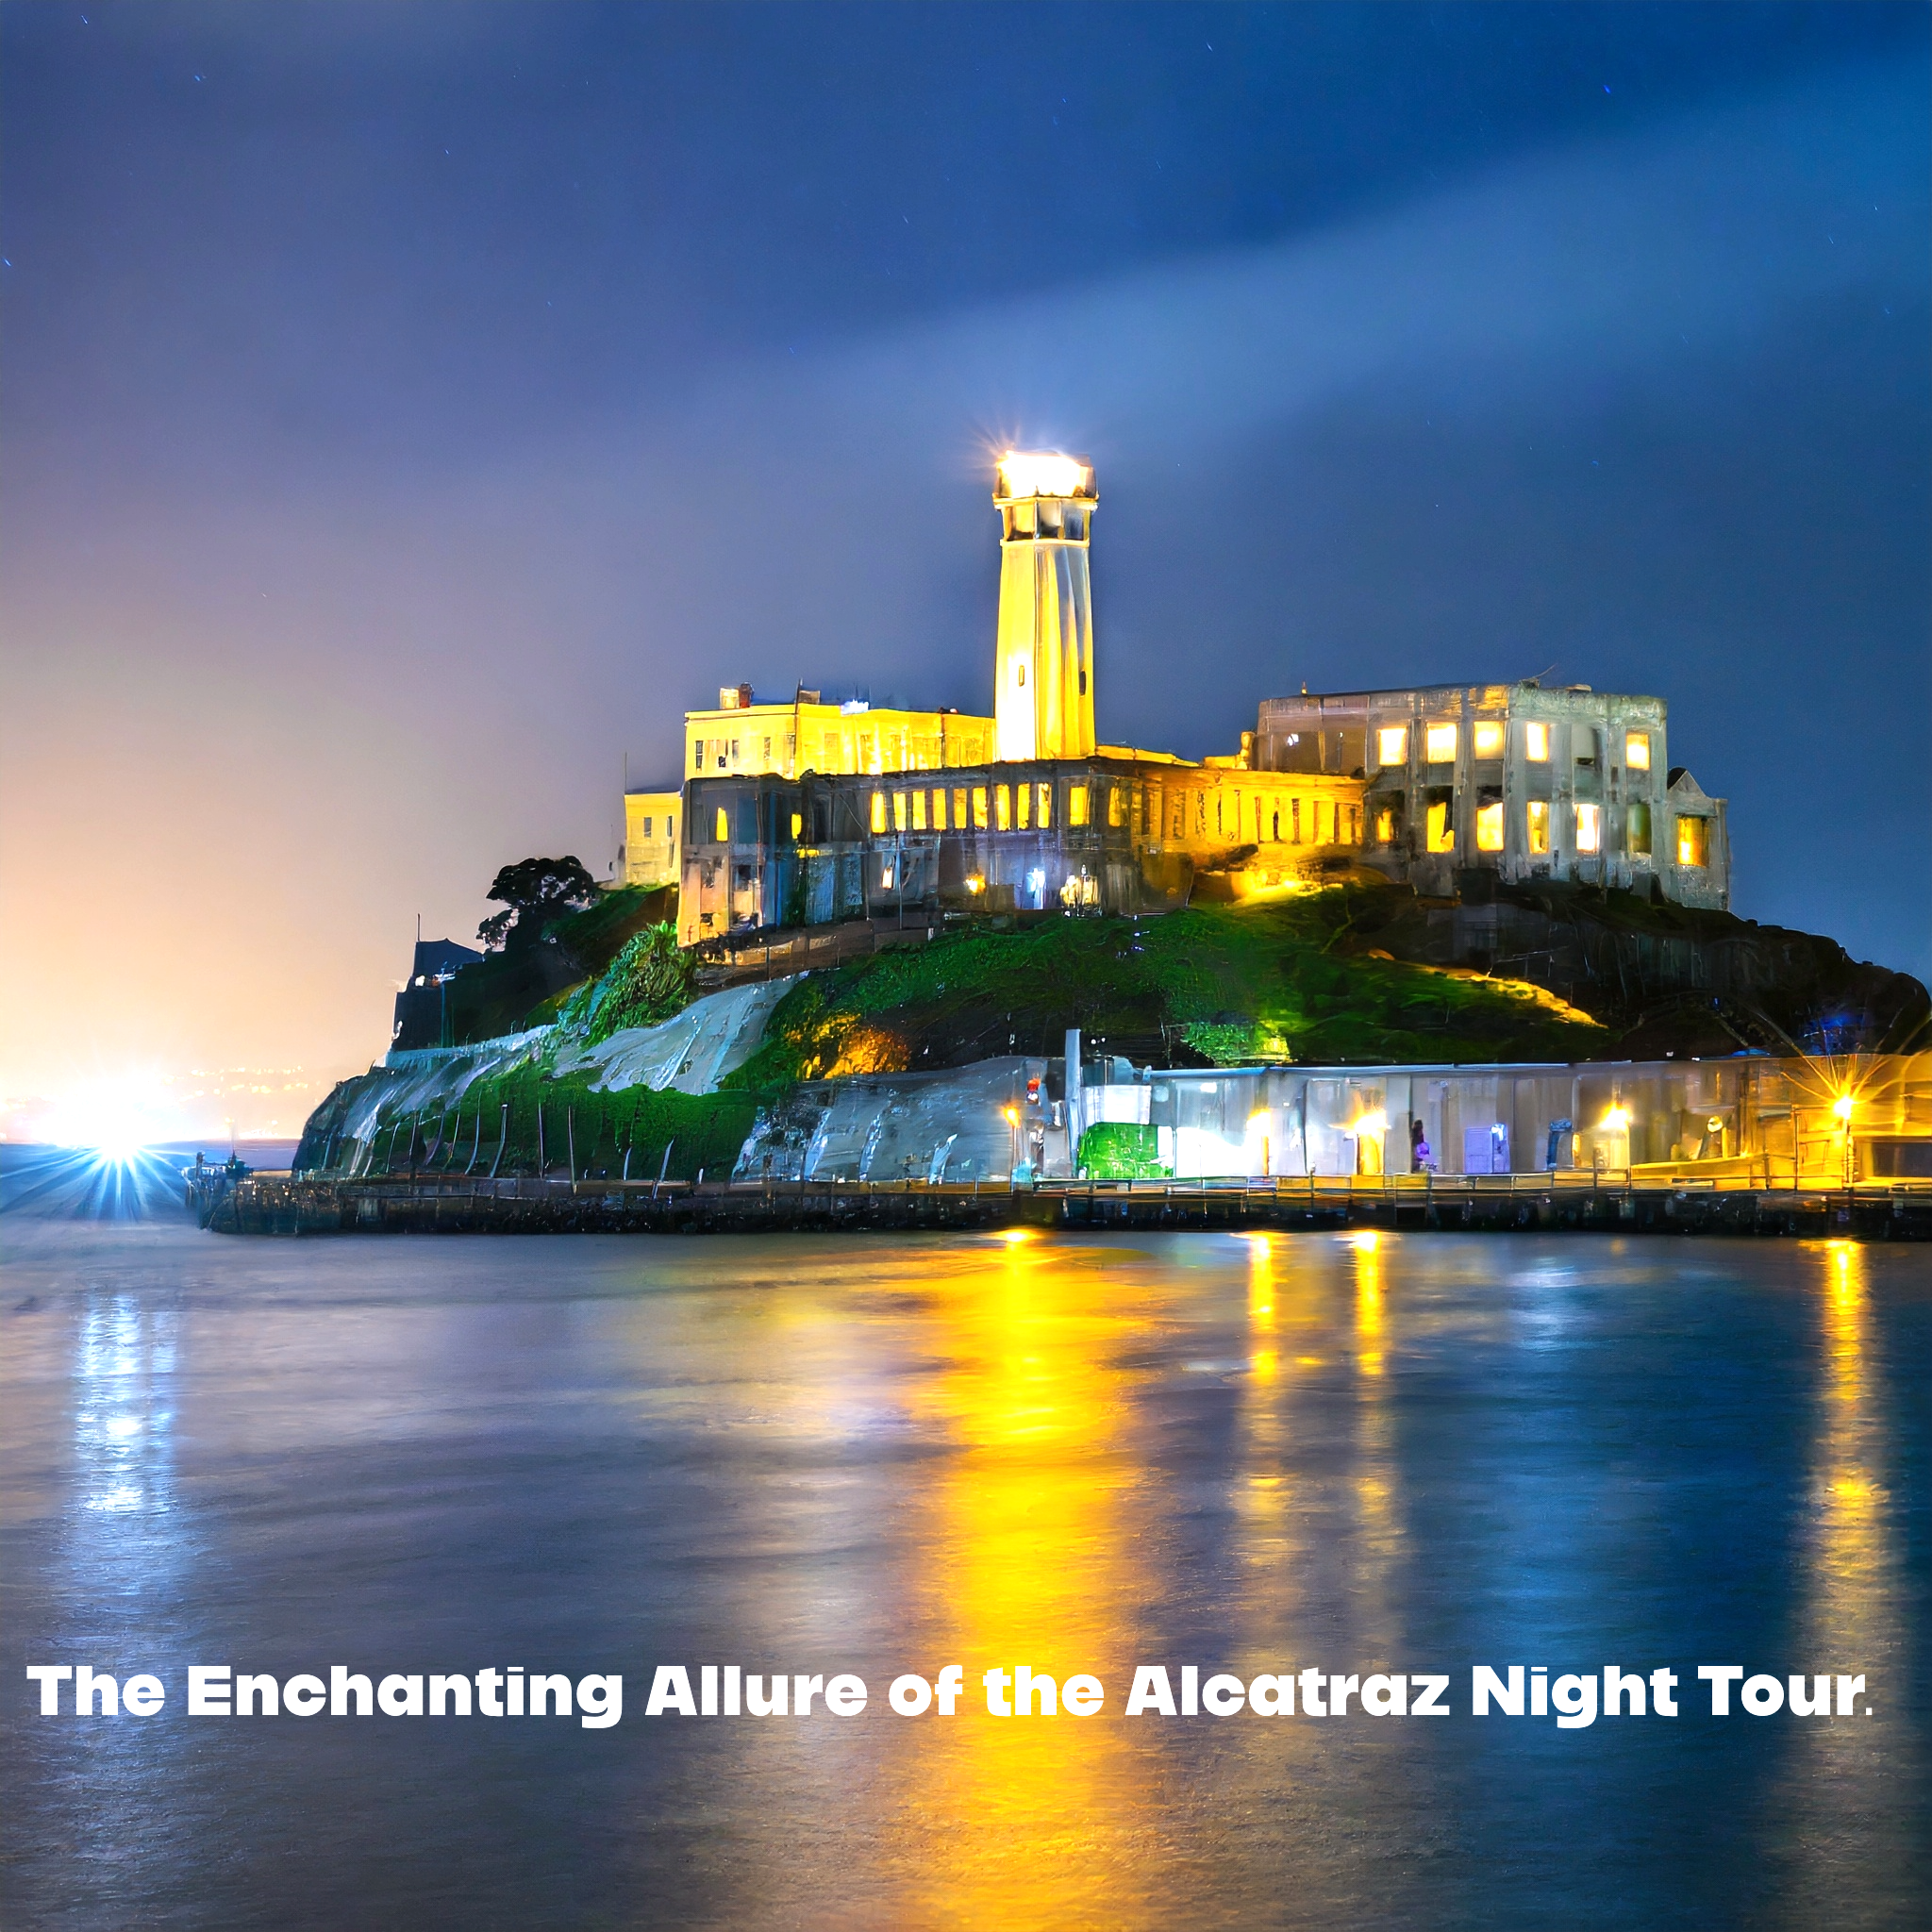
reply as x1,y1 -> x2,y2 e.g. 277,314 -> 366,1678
992,450 -> 1098,763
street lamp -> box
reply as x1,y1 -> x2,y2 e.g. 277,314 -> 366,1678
1832,1091 -> 1856,1187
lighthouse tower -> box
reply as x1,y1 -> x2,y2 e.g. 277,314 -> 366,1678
992,450 -> 1098,762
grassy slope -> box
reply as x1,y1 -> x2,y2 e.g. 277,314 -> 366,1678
725,893 -> 1606,1090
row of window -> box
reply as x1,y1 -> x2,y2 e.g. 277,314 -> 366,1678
1374,796 -> 1710,863
1374,722 -> 1653,771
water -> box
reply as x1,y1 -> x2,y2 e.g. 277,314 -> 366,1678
2,1181 -> 1927,1927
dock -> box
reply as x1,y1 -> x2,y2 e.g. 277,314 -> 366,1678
205,1170 -> 1932,1241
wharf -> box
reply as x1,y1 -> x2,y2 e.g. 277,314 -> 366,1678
207,1171 -> 1932,1241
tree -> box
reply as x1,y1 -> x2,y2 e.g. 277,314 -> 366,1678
478,856 -> 599,951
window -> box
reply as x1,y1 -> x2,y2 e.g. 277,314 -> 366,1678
1677,814 -> 1709,867
911,790 -> 926,831
1069,783 -> 1089,827
1038,783 -> 1053,829
1015,661 -> 1026,687
892,791 -> 908,832
1376,724 -> 1408,767
761,737 -> 772,765
693,741 -> 705,771
789,812 -> 802,841
1347,805 -> 1359,844
995,785 -> 1011,831
715,807 -> 730,843
1473,720 -> 1505,758
1574,728 -> 1598,768
1017,781 -> 1032,829
1426,800 -> 1455,853
973,786 -> 989,829
1526,801 -> 1550,855
1291,797 -> 1303,844
870,791 -> 887,835
1524,722 -> 1549,762
1374,807 -> 1396,843
954,788 -> 968,828
1575,802 -> 1602,854
1425,723 -> 1457,764
1107,784 -> 1124,828
931,788 -> 946,830
640,816 -> 654,838
1626,800 -> 1651,857
1625,731 -> 1651,771
1475,802 -> 1505,851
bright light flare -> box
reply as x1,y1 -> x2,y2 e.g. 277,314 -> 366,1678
995,449 -> 1094,501
42,1073 -> 175,1158
1349,1110 -> 1389,1138
1831,1093 -> 1856,1123
1600,1106 -> 1632,1133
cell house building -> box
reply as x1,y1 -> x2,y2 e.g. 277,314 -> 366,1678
1253,683 -> 1730,908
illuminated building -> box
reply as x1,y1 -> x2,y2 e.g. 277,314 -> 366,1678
1253,683 -> 1731,908
621,788 -> 681,890
684,684 -> 994,780
665,452 -> 1734,942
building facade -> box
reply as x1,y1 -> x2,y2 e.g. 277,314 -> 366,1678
676,758 -> 1365,943
622,788 -> 681,890
1254,681 -> 1729,908
685,685 -> 995,784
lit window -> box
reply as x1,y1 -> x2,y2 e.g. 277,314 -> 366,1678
1425,723 -> 1457,764
910,790 -> 925,831
1291,797 -> 1303,843
1426,801 -> 1454,852
1677,815 -> 1709,867
1374,807 -> 1396,844
1626,801 -> 1651,857
1576,802 -> 1601,854
1474,720 -> 1505,758
954,788 -> 968,827
1526,801 -> 1550,854
1376,725 -> 1408,767
789,813 -> 802,840
973,787 -> 989,829
1625,731 -> 1650,771
931,788 -> 946,830
870,791 -> 887,835
1017,782 -> 1032,829
995,785 -> 1011,831
1107,784 -> 1124,828
1347,806 -> 1359,844
1525,722 -> 1549,762
1039,783 -> 1053,829
1475,802 -> 1505,851
715,807 -> 730,843
1069,783 -> 1089,826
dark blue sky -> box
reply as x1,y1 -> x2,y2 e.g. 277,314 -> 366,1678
2,2 -> 1927,1086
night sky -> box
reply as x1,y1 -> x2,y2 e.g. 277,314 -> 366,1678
2,3 -> 1926,1130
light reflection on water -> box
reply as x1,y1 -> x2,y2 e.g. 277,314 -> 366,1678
1,1220 -> 1925,1930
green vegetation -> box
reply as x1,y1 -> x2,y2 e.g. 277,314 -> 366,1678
1076,1123 -> 1168,1180
445,884 -> 675,1042
346,1058 -> 758,1184
573,923 -> 695,1043
724,892 -> 1606,1088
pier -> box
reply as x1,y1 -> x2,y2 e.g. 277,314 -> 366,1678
207,1170 -> 1932,1241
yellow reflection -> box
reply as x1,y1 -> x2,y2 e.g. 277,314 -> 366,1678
1353,1232 -> 1384,1379
888,1237 -> 1154,1926
1776,1240 -> 1904,1922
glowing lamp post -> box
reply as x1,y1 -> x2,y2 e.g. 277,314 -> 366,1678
1832,1091 -> 1856,1187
